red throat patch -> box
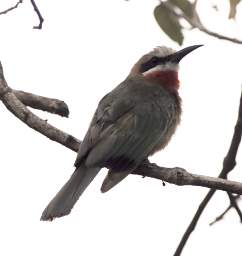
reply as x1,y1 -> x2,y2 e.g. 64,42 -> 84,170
144,70 -> 179,91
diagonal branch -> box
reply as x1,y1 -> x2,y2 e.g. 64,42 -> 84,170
174,90 -> 242,256
0,0 -> 23,16
0,61 -> 242,195
197,26 -> 242,44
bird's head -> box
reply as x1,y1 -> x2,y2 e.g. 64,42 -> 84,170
130,45 -> 202,91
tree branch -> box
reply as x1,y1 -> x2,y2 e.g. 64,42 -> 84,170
13,89 -> 69,117
0,63 -> 79,151
30,0 -> 44,29
0,1 -> 44,29
0,0 -> 23,16
133,163 -> 242,195
174,90 -> 242,256
0,61 -> 242,196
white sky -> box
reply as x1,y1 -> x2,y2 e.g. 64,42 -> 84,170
0,0 -> 242,255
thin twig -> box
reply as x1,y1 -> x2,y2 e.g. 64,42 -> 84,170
13,90 -> 69,117
210,205 -> 231,226
198,27 -> 242,44
0,0 -> 23,15
30,0 -> 44,29
174,91 -> 242,256
0,62 -> 242,196
210,195 -> 241,226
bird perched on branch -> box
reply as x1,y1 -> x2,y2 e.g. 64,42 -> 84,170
41,45 -> 202,221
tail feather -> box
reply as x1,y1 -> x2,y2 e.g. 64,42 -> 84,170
41,164 -> 100,221
100,169 -> 132,193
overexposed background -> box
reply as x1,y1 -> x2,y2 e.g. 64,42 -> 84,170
0,0 -> 241,255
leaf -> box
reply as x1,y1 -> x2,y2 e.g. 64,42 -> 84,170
154,4 -> 184,45
169,0 -> 194,18
229,0 -> 241,19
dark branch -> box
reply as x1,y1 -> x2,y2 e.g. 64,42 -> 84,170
0,0 -> 23,15
174,91 -> 242,256
30,0 -> 44,29
13,90 -> 69,117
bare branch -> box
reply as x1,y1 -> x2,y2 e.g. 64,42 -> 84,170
0,1 -> 44,29
0,0 -> 23,16
0,63 -> 79,151
133,162 -> 242,195
0,61 -> 242,197
30,0 -> 44,29
174,91 -> 242,256
13,90 -> 69,117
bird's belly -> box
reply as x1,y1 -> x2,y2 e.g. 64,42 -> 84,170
149,109 -> 180,155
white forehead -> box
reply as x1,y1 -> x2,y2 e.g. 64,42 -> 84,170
151,46 -> 176,57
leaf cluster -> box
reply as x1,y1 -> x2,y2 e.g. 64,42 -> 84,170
154,0 -> 241,45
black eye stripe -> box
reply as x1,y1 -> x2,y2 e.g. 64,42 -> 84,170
150,56 -> 159,65
140,55 -> 171,73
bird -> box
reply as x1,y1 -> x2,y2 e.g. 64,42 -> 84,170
41,44 -> 202,221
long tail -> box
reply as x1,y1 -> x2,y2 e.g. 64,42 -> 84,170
41,164 -> 100,221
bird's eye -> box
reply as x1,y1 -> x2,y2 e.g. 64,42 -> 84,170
150,56 -> 159,65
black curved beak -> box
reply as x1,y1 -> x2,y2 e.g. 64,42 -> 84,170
170,45 -> 203,63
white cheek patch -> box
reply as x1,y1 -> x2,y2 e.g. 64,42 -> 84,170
143,62 -> 179,76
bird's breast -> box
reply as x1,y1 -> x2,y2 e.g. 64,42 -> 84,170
149,91 -> 181,155
144,70 -> 179,91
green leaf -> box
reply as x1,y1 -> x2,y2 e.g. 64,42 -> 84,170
169,0 -> 194,18
154,4 -> 184,45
